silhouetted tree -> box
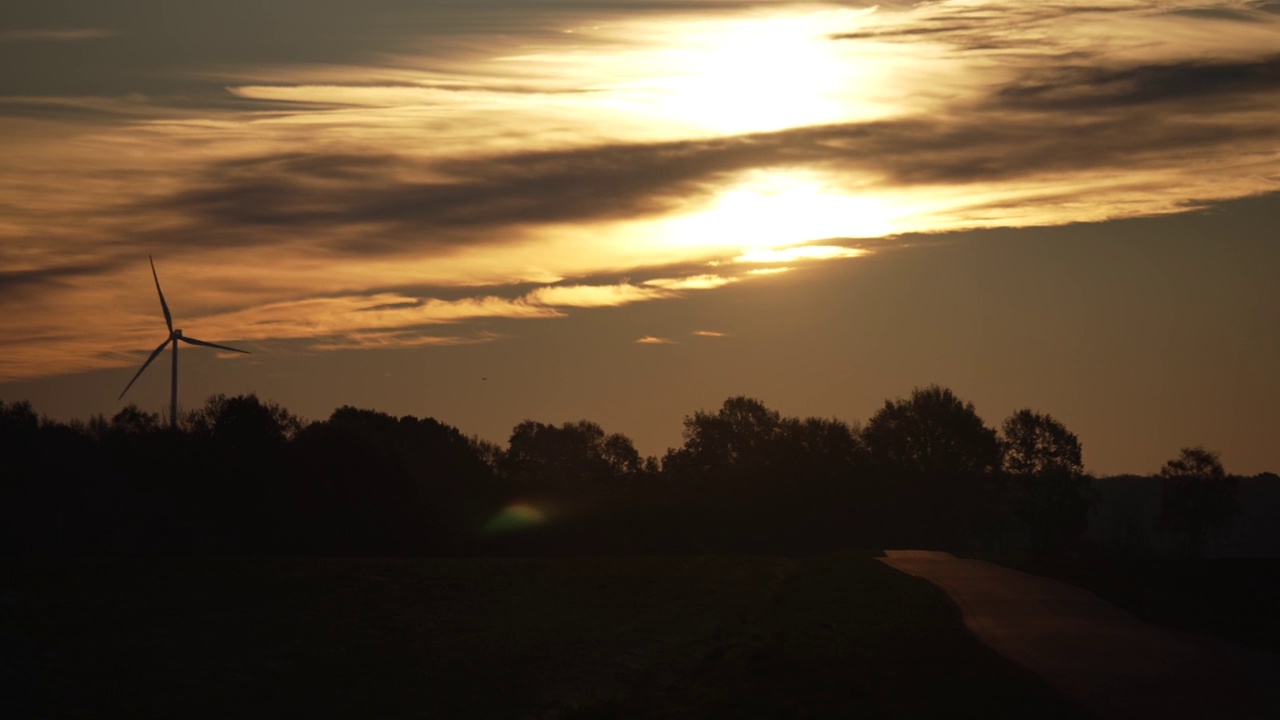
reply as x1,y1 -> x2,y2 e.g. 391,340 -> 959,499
7,387 -> 1275,560
1002,409 -> 1082,477
291,406 -> 501,554
1,400 -> 43,551
0,399 -> 39,436
501,420 -> 641,497
190,393 -> 302,449
656,399 -> 870,552
469,434 -> 504,474
864,386 -> 1001,479
662,397 -> 783,485
109,405 -> 163,435
777,416 -> 865,481
773,416 -> 870,549
863,385 -> 1002,548
1001,409 -> 1096,553
1156,446 -> 1238,557
167,395 -> 299,548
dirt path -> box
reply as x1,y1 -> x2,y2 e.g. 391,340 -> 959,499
881,550 -> 1280,720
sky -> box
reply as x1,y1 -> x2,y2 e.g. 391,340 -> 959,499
1,0 -> 1278,475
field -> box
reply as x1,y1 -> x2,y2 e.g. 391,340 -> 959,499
2,554 -> 1088,718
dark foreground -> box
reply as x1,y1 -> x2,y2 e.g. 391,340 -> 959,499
1010,557 -> 1280,655
885,551 -> 1280,719
2,555 -> 1087,718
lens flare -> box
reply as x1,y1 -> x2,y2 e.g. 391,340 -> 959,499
482,503 -> 548,534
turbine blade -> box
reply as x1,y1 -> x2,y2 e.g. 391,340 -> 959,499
150,255 -> 173,333
179,336 -> 250,354
117,338 -> 172,400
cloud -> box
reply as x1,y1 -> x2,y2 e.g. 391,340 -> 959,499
830,1 -> 1279,54
524,283 -> 671,308
0,29 -> 117,43
137,145 -> 726,256
133,100 -> 1280,262
735,246 -> 868,263
172,122 -> 830,229
4,0 -> 1280,383
114,293 -> 566,364
229,83 -> 594,108
307,330 -> 502,352
0,260 -> 123,299
517,274 -> 739,310
1165,7 -> 1273,23
995,54 -> 1280,110
643,274 -> 737,290
635,336 -> 677,344
0,95 -> 170,123
41,2 -> 1270,273
692,330 -> 728,337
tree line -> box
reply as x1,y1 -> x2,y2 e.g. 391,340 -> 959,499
0,386 -> 1244,557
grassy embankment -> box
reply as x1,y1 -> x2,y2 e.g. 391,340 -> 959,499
3,554 -> 1089,718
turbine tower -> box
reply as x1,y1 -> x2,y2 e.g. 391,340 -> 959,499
118,256 -> 250,430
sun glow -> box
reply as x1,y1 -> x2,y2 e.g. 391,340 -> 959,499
613,10 -> 881,133
483,7 -> 890,138
653,169 -> 899,255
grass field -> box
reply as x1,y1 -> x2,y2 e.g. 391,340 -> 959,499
2,554 -> 1089,718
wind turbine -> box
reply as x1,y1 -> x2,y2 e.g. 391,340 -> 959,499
118,256 -> 250,430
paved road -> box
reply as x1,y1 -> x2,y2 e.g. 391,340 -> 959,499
881,550 -> 1280,720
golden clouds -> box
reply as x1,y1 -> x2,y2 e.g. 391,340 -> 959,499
524,284 -> 670,308
635,336 -> 677,345
3,1 -> 1280,382
307,331 -> 502,352
508,273 -> 742,310
735,246 -> 868,264
643,275 -> 737,291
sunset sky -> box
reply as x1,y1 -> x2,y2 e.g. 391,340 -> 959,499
1,0 -> 1277,474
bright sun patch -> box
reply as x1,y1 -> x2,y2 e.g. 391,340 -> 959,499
654,169 -> 899,255
612,9 -> 882,134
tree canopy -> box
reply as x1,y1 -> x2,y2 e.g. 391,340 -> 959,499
502,419 -> 643,496
863,385 -> 1001,479
1002,408 -> 1084,478
1000,409 -> 1095,553
1157,446 -> 1238,557
0,386 -> 1254,558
